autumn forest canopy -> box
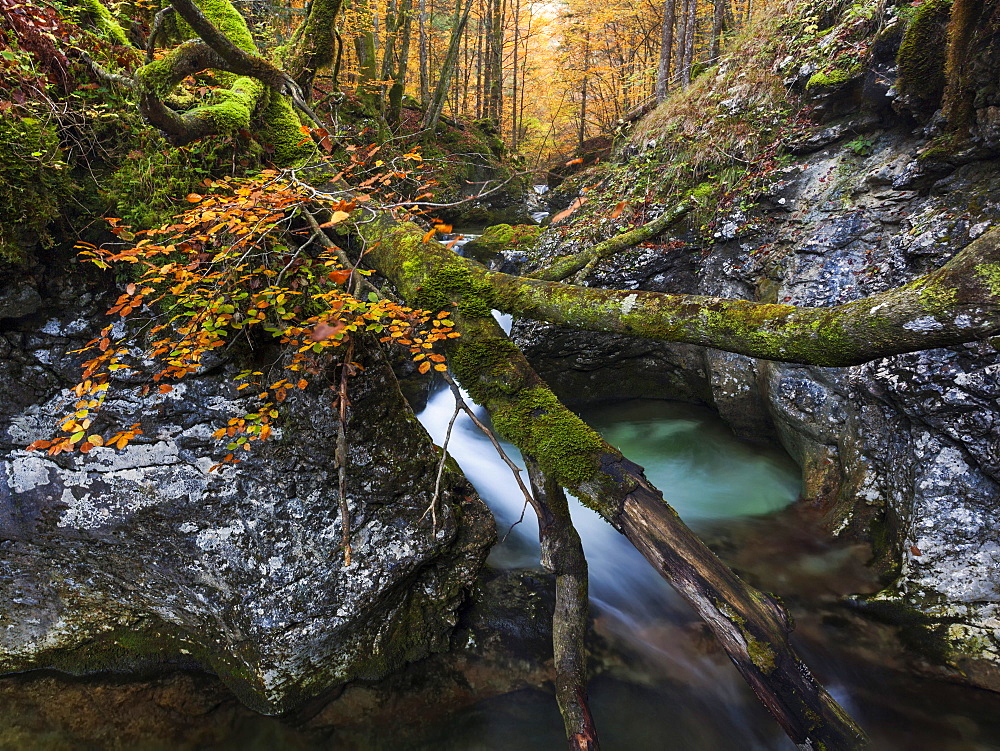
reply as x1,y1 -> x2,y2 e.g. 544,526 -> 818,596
6,0 -> 1000,747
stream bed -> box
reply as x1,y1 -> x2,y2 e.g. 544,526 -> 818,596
412,387 -> 1000,751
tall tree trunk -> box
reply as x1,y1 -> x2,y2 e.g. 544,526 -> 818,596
674,0 -> 688,86
349,0 -> 379,102
711,0 -> 726,61
421,0 -> 475,128
680,0 -> 696,86
386,0 -> 414,125
510,0 -> 519,148
579,29 -> 589,148
486,0 -> 503,128
418,0 -> 430,103
475,7 -> 484,118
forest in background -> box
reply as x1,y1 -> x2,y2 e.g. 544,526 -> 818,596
246,0 -> 755,164
6,0 -> 1000,747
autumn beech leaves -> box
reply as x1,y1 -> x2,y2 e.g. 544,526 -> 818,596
28,173 -> 458,463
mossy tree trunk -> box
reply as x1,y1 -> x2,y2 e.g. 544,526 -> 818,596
80,0 -> 326,164
365,209 -> 1000,367
361,215 -> 869,750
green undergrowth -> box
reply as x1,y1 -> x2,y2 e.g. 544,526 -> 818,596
0,111 -> 75,264
102,130 -> 267,229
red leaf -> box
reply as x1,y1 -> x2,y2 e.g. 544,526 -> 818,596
328,269 -> 352,285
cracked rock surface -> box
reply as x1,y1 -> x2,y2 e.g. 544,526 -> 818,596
0,273 -> 494,713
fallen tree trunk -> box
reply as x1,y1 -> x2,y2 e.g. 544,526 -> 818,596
528,198 -> 693,282
361,215 -> 868,750
362,210 -> 1000,366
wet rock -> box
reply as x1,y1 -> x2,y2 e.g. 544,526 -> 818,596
0,283 -> 41,320
0,286 -> 495,713
0,568 -> 564,750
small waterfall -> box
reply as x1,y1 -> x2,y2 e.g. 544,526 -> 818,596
415,342 -> 805,748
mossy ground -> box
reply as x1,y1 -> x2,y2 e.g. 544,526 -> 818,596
0,113 -> 75,264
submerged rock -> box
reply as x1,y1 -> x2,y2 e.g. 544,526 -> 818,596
0,277 -> 495,713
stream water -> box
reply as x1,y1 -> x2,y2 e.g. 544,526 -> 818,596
412,349 -> 1000,751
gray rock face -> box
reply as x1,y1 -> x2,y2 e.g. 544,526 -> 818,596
0,277 -> 494,713
512,130 -> 1000,684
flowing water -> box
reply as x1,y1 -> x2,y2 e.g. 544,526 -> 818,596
412,356 -> 1000,750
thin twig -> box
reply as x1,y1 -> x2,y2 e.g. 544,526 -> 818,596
422,396 -> 461,531
336,338 -> 355,566
442,373 -> 539,516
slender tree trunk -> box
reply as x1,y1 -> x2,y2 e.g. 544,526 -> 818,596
349,0 -> 379,102
711,0 -> 726,61
680,0 -> 696,86
526,457 -> 600,751
674,0 -> 687,86
579,29 -> 589,148
418,0 -> 430,103
510,0 -> 519,148
486,0 -> 503,128
422,0 -> 475,128
386,0 -> 413,124
475,7 -> 483,118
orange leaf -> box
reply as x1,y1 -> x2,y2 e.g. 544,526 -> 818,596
609,201 -> 626,219
319,210 -> 352,227
422,229 -> 435,244
186,193 -> 203,203
26,439 -> 52,451
433,224 -> 453,234
328,269 -> 352,285
565,157 -> 584,166
552,197 -> 586,224
297,379 -> 308,389
87,435 -> 104,446
418,361 -> 431,374
158,384 -> 173,393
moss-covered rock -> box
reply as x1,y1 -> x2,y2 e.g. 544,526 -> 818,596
0,114 -> 74,264
462,223 -> 542,266
896,0 -> 953,114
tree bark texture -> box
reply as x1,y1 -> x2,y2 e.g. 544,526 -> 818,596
422,0 -> 475,128
525,457 -> 600,751
656,0 -> 676,102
